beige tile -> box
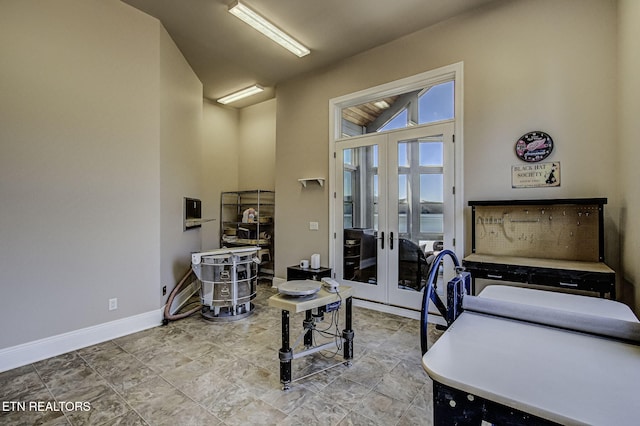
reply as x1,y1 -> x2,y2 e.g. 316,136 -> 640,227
99,410 -> 147,425
91,351 -> 157,392
351,390 -> 410,425
2,284 -> 443,425
0,387 -> 65,426
279,391 -> 349,426
0,365 -> 47,401
63,387 -> 130,425
120,376 -> 199,424
316,377 -> 372,410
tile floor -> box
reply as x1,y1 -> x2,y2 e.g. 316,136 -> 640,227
0,283 -> 443,425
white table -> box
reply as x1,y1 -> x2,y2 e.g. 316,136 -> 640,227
422,285 -> 640,425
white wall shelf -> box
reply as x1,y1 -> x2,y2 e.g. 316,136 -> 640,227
298,178 -> 325,188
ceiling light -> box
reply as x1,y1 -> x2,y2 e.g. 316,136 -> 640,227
217,84 -> 264,104
374,100 -> 390,109
228,0 -> 310,58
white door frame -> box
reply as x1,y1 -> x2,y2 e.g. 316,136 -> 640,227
328,62 -> 464,317
387,122 -> 455,310
334,134 -> 388,304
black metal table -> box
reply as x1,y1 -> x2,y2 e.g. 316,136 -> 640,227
268,284 -> 354,390
286,265 -> 332,281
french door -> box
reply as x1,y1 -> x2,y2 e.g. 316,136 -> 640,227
334,122 -> 455,311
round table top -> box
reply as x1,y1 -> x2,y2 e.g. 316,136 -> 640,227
278,280 -> 321,296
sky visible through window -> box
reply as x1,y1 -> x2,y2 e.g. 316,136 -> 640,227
379,81 -> 454,132
419,81 -> 454,124
398,142 -> 443,202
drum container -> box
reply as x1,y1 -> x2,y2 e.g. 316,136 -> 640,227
192,247 -> 258,321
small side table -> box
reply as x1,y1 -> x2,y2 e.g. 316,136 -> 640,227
286,265 -> 332,281
268,284 -> 354,390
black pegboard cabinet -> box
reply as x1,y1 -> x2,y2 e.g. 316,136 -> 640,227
463,198 -> 615,299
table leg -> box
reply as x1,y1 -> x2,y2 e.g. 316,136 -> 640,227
610,283 -> 616,300
342,296 -> 354,365
278,309 -> 292,390
303,310 -> 313,347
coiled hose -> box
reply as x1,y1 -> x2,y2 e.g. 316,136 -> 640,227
162,268 -> 202,325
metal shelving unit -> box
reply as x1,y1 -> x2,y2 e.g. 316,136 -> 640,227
220,190 -> 275,276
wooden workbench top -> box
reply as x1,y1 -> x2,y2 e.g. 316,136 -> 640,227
463,253 -> 614,274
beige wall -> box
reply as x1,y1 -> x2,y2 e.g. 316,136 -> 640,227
275,0 -> 625,302
199,98 -> 276,251
200,101 -> 240,250
618,0 -> 640,311
239,99 -> 277,191
159,25 -> 204,299
0,0 -> 203,350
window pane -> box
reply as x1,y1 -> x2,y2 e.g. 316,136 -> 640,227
421,211 -> 443,234
340,80 -> 454,137
419,142 -> 443,166
378,109 -> 407,132
373,173 -> 379,197
398,143 -> 409,167
418,81 -> 454,125
420,174 -> 443,234
343,145 -> 379,285
373,145 -> 378,168
343,202 -> 353,229
344,149 -> 352,165
398,174 -> 408,200
344,170 -> 352,198
420,174 -> 443,203
398,174 -> 408,233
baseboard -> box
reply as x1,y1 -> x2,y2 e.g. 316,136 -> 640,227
0,308 -> 163,373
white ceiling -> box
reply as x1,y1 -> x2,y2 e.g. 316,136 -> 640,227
121,0 -> 496,108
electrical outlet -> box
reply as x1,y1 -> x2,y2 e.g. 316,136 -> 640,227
162,286 -> 167,296
309,221 -> 319,230
109,298 -> 118,311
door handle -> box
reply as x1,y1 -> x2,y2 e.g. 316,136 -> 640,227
389,232 -> 394,250
379,231 -> 384,249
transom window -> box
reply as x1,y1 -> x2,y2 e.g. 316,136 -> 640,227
341,80 -> 454,137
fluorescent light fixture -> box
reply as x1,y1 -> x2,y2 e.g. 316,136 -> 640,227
217,84 -> 264,104
228,0 -> 310,57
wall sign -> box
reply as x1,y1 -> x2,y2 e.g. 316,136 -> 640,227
512,162 -> 560,188
515,131 -> 554,162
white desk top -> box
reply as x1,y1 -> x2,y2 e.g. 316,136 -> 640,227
423,286 -> 640,425
268,283 -> 353,314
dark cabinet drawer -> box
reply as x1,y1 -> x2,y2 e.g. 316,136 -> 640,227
463,259 -> 615,298
463,262 -> 529,283
530,270 -> 614,294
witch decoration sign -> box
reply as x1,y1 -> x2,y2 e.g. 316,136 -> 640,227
512,162 -> 560,188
